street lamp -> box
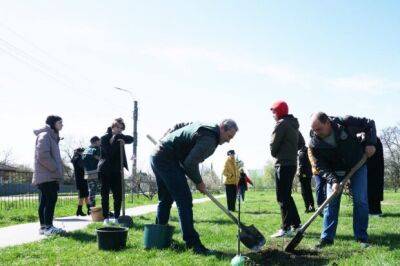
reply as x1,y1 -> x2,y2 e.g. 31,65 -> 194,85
114,87 -> 138,201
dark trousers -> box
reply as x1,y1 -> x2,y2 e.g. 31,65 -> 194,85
238,186 -> 246,201
100,170 -> 122,219
368,196 -> 382,215
314,175 -> 327,207
38,181 -> 59,227
299,175 -> 315,210
151,153 -> 200,246
225,184 -> 237,211
275,165 -> 301,230
87,179 -> 99,206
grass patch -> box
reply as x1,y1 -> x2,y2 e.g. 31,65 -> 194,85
0,191 -> 399,265
0,192 -> 216,228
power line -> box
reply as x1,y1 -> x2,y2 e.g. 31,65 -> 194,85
0,22 -> 91,83
0,34 -> 126,113
0,40 -> 126,114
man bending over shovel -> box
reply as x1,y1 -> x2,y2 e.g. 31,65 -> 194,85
309,112 -> 376,249
150,119 -> 238,254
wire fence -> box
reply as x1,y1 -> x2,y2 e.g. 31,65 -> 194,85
0,172 -> 160,210
0,182 -> 78,210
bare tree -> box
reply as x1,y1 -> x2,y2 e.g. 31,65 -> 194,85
60,135 -> 86,160
0,148 -> 14,165
200,163 -> 222,192
133,171 -> 158,200
380,124 -> 400,192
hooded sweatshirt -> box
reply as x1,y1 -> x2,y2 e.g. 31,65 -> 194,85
32,125 -> 63,186
270,114 -> 300,166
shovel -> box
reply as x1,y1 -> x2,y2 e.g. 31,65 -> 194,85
284,154 -> 368,252
117,141 -> 134,228
204,190 -> 266,251
146,134 -> 265,251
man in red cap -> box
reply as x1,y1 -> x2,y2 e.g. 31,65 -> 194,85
269,100 -> 302,238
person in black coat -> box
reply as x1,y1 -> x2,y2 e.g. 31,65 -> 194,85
367,137 -> 384,216
71,148 -> 90,216
297,132 -> 315,213
98,118 -> 134,223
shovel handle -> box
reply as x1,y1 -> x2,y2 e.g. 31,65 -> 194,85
204,190 -> 240,225
120,141 -> 126,216
146,134 -> 158,145
300,154 -> 368,232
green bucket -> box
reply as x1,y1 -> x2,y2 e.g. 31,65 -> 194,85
143,224 -> 174,249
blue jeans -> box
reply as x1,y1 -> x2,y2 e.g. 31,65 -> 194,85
321,165 -> 369,242
150,153 -> 200,246
314,175 -> 327,207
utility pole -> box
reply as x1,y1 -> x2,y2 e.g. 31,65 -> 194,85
114,87 -> 138,201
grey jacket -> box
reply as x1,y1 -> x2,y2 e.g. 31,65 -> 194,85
32,126 -> 63,186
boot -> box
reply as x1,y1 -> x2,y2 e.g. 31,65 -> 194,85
76,205 -> 86,216
186,242 -> 212,255
87,204 -> 91,215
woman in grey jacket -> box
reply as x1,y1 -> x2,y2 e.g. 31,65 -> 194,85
32,115 -> 65,236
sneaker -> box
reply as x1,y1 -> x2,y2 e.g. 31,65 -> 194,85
357,240 -> 370,249
39,227 -> 46,235
291,225 -> 302,234
103,218 -> 119,226
44,226 -> 66,236
270,229 -> 292,238
369,213 -> 382,218
187,243 -> 212,255
314,238 -> 333,249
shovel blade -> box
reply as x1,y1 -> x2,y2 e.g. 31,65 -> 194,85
284,231 -> 304,252
117,215 -> 134,228
239,224 -> 266,251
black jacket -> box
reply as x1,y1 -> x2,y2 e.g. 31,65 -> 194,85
71,152 -> 85,188
98,127 -> 134,174
297,132 -> 312,177
367,137 -> 384,201
309,116 -> 376,184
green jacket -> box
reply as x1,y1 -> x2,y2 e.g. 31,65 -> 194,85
270,115 -> 300,166
160,122 -> 220,184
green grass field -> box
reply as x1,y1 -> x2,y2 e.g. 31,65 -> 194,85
0,192 -> 210,228
0,190 -> 399,265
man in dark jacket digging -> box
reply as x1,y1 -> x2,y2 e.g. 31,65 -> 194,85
309,112 -> 377,249
150,119 -> 238,254
269,101 -> 302,238
98,118 -> 134,224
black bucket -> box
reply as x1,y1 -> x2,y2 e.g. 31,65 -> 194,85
96,227 -> 128,251
143,224 -> 174,249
